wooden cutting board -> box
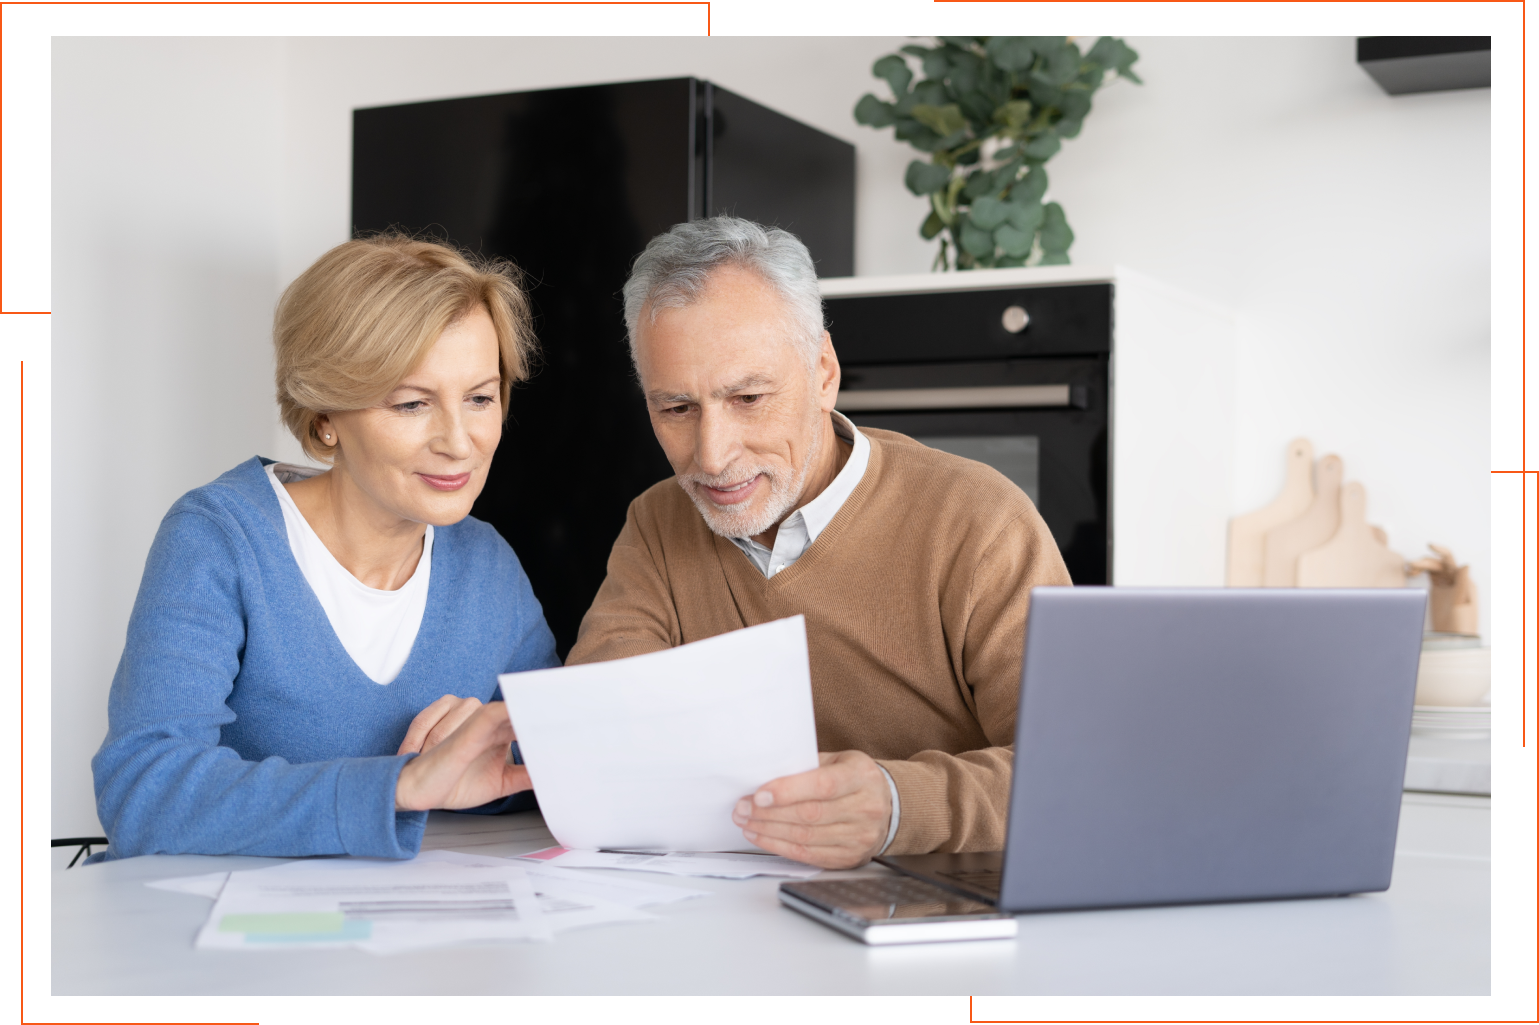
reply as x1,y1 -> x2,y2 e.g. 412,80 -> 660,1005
1296,482 -> 1407,587
1262,454 -> 1343,586
1226,437 -> 1314,586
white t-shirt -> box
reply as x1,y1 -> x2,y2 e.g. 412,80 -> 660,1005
265,463 -> 432,685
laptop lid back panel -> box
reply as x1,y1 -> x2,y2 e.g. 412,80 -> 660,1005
1000,588 -> 1425,912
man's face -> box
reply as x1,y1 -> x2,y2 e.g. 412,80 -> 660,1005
634,264 -> 840,539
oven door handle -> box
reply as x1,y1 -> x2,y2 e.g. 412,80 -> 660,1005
835,384 -> 1086,412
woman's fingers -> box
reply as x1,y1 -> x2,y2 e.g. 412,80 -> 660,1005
397,694 -> 458,755
422,696 -> 483,752
395,703 -> 520,811
396,694 -> 482,755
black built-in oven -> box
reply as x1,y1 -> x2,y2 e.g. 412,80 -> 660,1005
823,281 -> 1111,585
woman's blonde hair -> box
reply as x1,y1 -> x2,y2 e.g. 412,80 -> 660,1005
275,233 -> 537,462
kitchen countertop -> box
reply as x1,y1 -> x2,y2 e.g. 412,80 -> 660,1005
1404,734 -> 1490,795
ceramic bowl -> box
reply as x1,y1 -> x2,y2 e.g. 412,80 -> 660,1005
1414,646 -> 1490,707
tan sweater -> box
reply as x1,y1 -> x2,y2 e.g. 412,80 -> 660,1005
566,427 -> 1072,854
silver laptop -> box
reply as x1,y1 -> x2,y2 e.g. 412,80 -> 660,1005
780,587 -> 1425,939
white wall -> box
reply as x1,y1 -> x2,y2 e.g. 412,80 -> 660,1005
1047,37 -> 1489,633
51,36 -> 1490,835
51,38 -> 286,835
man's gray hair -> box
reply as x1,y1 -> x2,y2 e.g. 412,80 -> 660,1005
622,216 -> 825,368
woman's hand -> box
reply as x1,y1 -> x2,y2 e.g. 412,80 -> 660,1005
394,701 -> 532,811
397,694 -> 490,755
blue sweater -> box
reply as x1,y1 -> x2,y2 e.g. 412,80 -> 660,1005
91,457 -> 559,860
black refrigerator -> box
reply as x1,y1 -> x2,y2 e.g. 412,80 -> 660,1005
352,78 -> 856,656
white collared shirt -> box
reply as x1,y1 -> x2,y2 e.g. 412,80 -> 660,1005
723,411 -> 900,853
727,411 -> 871,578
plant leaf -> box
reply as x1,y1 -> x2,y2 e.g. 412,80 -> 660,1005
1027,35 -> 1065,54
948,49 -> 983,94
921,210 -> 945,240
911,103 -> 970,137
960,169 -> 990,201
1005,197 -> 1044,233
873,54 -> 913,99
1012,164 -> 1048,203
1026,80 -> 1064,110
960,220 -> 996,258
1021,131 -> 1061,161
1038,200 -> 1074,255
853,94 -> 896,128
912,80 -> 950,106
969,195 -> 1011,230
1087,36 -> 1142,83
1034,40 -> 1081,86
985,36 -> 1036,72
993,99 -> 1034,128
955,90 -> 997,129
922,49 -> 951,79
1038,251 -> 1071,265
940,35 -> 982,49
994,223 -> 1035,258
900,44 -> 932,58
1053,91 -> 1092,138
905,160 -> 954,196
1059,90 -> 1092,121
893,118 -> 943,152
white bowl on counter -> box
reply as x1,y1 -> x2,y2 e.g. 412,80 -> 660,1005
1413,643 -> 1490,708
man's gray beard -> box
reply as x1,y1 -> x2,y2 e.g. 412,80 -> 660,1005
678,419 -> 823,540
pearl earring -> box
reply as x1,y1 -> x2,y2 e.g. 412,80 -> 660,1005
325,434 -> 332,440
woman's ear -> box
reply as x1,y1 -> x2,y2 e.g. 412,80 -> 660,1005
314,414 -> 338,448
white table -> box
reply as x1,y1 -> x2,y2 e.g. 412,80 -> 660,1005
52,792 -> 1489,995
1404,734 -> 1491,795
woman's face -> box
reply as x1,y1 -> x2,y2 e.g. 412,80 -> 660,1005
319,305 -> 504,528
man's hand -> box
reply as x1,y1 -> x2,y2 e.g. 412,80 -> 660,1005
732,750 -> 892,869
394,701 -> 531,811
397,694 -> 487,755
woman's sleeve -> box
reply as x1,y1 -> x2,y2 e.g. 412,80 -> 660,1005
91,508 -> 426,860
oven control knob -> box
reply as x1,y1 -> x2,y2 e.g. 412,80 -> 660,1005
1001,305 -> 1030,334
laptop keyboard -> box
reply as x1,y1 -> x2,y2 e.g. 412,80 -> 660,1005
935,869 -> 1003,892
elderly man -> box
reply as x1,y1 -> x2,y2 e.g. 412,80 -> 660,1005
567,216 -> 1071,869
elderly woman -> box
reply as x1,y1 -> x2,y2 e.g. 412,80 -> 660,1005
91,235 -> 558,860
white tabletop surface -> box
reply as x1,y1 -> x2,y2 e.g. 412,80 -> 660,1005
52,791 -> 1489,996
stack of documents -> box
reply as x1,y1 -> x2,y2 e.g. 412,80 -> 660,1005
155,850 -> 709,954
193,857 -> 549,953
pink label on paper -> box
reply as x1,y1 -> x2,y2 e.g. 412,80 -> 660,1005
519,845 -> 572,861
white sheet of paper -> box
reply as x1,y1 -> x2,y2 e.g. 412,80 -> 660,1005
146,871 -> 229,900
419,851 -> 709,907
517,845 -> 823,879
195,857 -> 550,954
499,615 -> 820,852
415,850 -> 666,933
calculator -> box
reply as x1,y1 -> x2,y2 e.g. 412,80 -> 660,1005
778,875 -> 1017,945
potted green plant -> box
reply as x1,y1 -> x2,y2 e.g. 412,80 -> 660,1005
855,36 -> 1140,270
